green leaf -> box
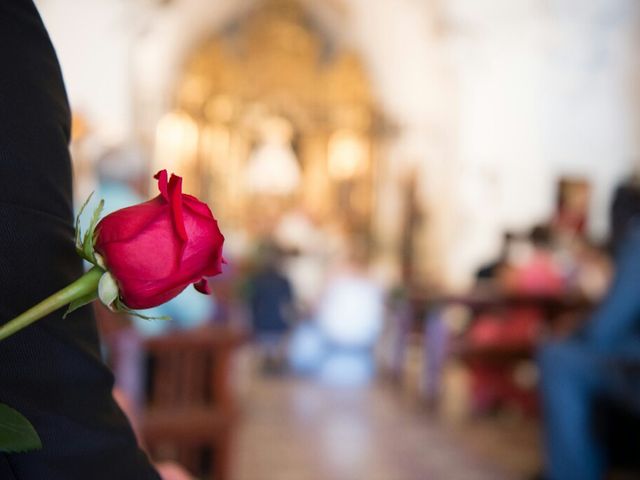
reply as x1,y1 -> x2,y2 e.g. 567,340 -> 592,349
63,291 -> 98,319
82,199 -> 104,263
0,403 -> 42,453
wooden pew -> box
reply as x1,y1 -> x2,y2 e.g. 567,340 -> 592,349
140,326 -> 246,480
411,289 -> 593,410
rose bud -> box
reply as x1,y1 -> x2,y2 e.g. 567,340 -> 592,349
93,170 -> 224,310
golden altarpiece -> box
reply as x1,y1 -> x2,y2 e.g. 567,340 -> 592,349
155,0 -> 387,241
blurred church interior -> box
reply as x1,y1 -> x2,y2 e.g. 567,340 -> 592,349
36,0 -> 640,478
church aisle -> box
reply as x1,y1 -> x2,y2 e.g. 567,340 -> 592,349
231,371 -> 516,480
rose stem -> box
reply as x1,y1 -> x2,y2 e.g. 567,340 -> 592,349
0,266 -> 104,341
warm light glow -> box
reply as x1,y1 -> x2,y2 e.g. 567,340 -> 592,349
245,142 -> 301,195
154,111 -> 199,171
201,125 -> 230,170
245,116 -> 301,195
327,129 -> 369,181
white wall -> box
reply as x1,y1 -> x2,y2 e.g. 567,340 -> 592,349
543,0 -> 640,236
442,0 -> 640,286
36,0 -> 133,143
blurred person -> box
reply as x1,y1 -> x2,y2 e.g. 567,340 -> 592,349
246,241 -> 294,372
287,320 -> 326,374
467,226 -> 567,414
501,225 -> 565,295
610,175 -> 640,255
315,239 -> 384,385
275,209 -> 337,313
0,1 -> 159,478
499,225 -> 566,346
537,181 -> 640,480
552,179 -> 590,240
475,231 -> 515,281
79,145 -> 147,242
563,238 -> 611,302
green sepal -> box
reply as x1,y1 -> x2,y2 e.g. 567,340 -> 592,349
98,271 -> 119,309
74,193 -> 104,265
82,199 -> 104,263
0,403 -> 42,453
112,298 -> 171,321
63,291 -> 99,319
75,191 -> 94,255
127,311 -> 172,322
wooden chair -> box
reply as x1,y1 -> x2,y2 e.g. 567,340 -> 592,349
139,327 -> 246,480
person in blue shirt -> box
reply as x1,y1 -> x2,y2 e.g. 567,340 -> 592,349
538,180 -> 640,480
247,241 -> 294,372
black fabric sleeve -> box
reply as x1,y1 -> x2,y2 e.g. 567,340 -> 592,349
0,1 -> 161,479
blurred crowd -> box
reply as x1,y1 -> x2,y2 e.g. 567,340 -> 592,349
465,175 -> 640,479
83,139 -> 640,479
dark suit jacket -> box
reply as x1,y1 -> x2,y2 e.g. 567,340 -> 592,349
0,1 -> 160,478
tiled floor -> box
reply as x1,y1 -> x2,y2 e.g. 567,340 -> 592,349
231,369 -> 537,480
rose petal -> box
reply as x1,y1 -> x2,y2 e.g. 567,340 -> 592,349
154,170 -> 169,201
94,197 -> 165,244
183,194 -> 215,219
99,212 -> 182,281
194,278 -> 211,295
168,174 -> 188,242
202,229 -> 225,276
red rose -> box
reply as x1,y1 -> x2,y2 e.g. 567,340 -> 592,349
94,170 -> 224,309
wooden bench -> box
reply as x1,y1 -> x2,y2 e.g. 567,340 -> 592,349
140,327 -> 246,480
